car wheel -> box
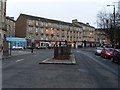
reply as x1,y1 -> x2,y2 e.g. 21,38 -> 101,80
95,53 -> 96,55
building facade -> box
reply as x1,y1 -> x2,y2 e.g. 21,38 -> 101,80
15,14 -> 83,48
6,16 -> 15,37
95,28 -> 111,46
72,19 -> 95,47
118,1 -> 120,14
0,0 -> 7,52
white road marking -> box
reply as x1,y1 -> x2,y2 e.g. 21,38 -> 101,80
16,59 -> 24,62
42,57 -> 53,62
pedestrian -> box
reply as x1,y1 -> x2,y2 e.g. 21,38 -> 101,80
31,43 -> 34,53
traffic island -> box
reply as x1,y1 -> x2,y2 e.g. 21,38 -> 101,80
39,54 -> 76,65
39,41 -> 76,65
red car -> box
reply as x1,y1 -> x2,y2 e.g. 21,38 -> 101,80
101,48 -> 114,59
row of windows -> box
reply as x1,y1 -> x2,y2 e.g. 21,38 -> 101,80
28,34 -> 82,41
27,20 -> 81,31
35,37 -> 80,41
28,27 -> 82,35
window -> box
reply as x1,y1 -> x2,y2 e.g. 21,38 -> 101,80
28,27 -> 33,34
46,23 -> 48,27
41,37 -> 43,40
40,28 -> 44,33
46,28 -> 48,31
46,37 -> 48,40
28,20 -> 33,25
36,28 -> 39,33
36,21 -> 39,26
39,21 -> 44,27
29,27 -> 32,31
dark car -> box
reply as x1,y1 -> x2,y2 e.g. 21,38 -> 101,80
111,49 -> 120,64
101,48 -> 114,59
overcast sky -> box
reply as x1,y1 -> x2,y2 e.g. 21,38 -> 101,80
6,0 -> 118,27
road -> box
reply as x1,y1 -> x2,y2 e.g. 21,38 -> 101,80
2,48 -> 120,88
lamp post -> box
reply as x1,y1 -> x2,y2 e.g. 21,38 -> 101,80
107,5 -> 116,48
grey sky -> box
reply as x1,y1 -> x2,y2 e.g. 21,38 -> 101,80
6,0 -> 118,27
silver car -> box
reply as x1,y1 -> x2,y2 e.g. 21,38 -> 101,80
95,47 -> 103,55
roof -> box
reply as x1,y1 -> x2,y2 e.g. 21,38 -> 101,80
77,22 -> 95,28
19,13 -> 82,28
6,17 -> 15,22
95,28 -> 109,31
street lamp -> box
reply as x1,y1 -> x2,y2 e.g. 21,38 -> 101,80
107,4 -> 116,48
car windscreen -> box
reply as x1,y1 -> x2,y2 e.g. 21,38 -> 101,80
116,49 -> 120,52
106,48 -> 113,52
97,47 -> 103,50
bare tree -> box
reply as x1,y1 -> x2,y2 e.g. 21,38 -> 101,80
96,10 -> 120,48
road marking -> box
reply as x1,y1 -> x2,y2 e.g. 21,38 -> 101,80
42,57 -> 53,62
16,59 -> 24,62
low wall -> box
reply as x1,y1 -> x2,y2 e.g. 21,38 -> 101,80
54,46 -> 71,60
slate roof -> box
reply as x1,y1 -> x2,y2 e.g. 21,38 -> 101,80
19,13 -> 82,28
6,16 -> 15,22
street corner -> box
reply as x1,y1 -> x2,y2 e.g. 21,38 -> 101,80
39,54 -> 76,65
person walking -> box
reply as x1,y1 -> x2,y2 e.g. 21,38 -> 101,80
31,43 -> 34,53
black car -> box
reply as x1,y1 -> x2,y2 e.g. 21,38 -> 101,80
111,49 -> 120,64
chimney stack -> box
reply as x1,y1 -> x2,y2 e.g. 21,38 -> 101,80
72,19 -> 78,23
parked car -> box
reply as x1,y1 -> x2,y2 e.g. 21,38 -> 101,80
111,49 -> 120,64
95,47 -> 103,55
12,46 -> 23,50
101,48 -> 114,59
47,45 -> 54,49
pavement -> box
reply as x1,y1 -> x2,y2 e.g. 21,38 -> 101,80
39,54 -> 76,65
2,49 -> 31,59
2,48 -> 76,64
